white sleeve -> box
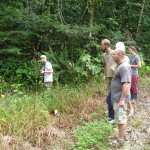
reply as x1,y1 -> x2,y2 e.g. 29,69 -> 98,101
47,62 -> 52,70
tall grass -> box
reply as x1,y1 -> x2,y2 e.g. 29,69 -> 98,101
0,81 -> 106,143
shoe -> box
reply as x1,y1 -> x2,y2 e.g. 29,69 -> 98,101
128,109 -> 135,117
108,119 -> 115,124
111,139 -> 125,145
130,99 -> 136,103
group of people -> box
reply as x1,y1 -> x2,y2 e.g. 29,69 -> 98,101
39,39 -> 141,144
101,39 -> 141,144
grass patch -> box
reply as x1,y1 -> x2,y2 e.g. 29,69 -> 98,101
0,81 -> 106,148
144,146 -> 150,150
72,119 -> 112,150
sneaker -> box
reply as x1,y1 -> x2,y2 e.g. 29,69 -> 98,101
128,109 -> 135,117
111,139 -> 125,145
130,99 -> 136,103
108,119 -> 115,124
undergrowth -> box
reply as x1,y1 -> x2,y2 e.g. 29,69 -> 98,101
72,119 -> 112,150
0,81 -> 106,143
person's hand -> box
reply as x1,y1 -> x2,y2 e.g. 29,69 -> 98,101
40,70 -> 45,74
118,100 -> 125,108
102,75 -> 105,81
111,65 -> 115,72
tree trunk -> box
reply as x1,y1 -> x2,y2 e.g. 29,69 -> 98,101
42,0 -> 46,13
136,0 -> 146,38
89,1 -> 94,37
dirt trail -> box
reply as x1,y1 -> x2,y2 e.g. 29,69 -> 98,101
109,80 -> 150,150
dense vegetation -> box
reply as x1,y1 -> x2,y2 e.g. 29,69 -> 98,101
0,1 -> 150,149
0,0 -> 150,87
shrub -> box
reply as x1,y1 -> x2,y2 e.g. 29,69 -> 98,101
72,119 -> 112,150
139,65 -> 150,75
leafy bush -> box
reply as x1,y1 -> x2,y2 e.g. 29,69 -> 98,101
0,57 -> 42,87
139,65 -> 150,75
72,119 -> 112,150
43,47 -> 103,84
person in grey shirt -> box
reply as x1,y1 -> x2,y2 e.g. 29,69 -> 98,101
128,46 -> 141,116
111,48 -> 132,144
129,46 -> 141,100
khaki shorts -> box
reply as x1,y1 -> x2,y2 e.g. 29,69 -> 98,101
113,103 -> 127,124
45,82 -> 52,90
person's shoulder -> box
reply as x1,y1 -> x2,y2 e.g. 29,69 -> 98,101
125,55 -> 129,59
46,61 -> 52,65
123,61 -> 130,66
107,49 -> 114,53
120,62 -> 130,69
104,50 -> 114,57
119,62 -> 131,73
102,53 -> 106,57
135,55 -> 140,60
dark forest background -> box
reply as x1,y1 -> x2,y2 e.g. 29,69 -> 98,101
0,0 -> 150,86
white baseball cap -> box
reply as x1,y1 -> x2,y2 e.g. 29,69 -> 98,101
40,55 -> 47,59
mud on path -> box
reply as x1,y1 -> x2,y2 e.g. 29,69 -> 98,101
109,77 -> 150,150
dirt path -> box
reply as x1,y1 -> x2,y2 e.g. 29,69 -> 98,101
109,79 -> 150,150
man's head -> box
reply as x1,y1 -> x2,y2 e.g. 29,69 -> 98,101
128,46 -> 136,55
40,55 -> 47,63
113,48 -> 125,63
101,39 -> 111,52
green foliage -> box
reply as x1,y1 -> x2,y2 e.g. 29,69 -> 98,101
43,47 -> 103,84
0,57 -> 42,87
139,65 -> 150,75
0,94 -> 49,136
0,0 -> 150,86
0,82 -> 104,137
72,119 -> 112,150
74,53 -> 103,82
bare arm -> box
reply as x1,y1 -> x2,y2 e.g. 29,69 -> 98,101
41,69 -> 53,74
44,69 -> 53,74
104,65 -> 107,76
118,82 -> 130,107
111,65 -> 116,72
130,61 -> 141,68
102,65 -> 106,80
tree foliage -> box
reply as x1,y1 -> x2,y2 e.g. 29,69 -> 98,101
0,0 -> 149,85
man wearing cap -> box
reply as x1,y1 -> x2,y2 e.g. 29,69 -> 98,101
40,55 -> 53,90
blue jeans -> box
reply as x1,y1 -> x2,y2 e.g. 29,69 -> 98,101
106,91 -> 114,120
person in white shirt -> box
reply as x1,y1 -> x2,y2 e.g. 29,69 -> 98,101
40,55 -> 53,90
